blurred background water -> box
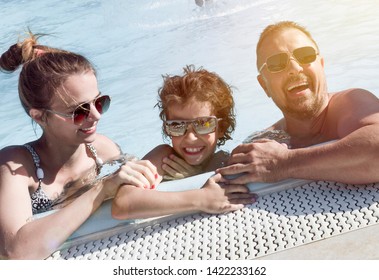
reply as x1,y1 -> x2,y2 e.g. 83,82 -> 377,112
1,0 -> 378,158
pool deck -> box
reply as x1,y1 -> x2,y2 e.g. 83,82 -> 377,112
257,223 -> 379,259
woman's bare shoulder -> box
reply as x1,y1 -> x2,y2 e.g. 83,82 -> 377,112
90,134 -> 122,161
0,145 -> 33,187
0,145 -> 31,164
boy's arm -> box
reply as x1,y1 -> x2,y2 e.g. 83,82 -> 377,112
111,173 -> 256,220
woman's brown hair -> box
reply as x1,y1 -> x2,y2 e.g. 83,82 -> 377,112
0,31 -> 96,115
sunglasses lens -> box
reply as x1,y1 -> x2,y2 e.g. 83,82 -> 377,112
265,47 -> 317,73
266,53 -> 289,73
193,117 -> 217,135
73,106 -> 90,125
293,46 -> 317,64
95,95 -> 111,114
165,121 -> 187,137
72,95 -> 111,125
165,117 -> 218,137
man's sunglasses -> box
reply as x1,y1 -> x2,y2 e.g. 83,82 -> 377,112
164,116 -> 221,137
46,95 -> 111,125
259,46 -> 319,73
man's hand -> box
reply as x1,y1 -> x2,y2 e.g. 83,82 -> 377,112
216,139 -> 290,184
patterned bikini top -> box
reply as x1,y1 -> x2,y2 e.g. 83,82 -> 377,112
24,144 -> 103,215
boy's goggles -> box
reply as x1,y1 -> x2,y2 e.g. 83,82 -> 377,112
164,116 -> 221,137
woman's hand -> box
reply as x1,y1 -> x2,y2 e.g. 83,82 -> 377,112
162,154 -> 202,180
197,173 -> 257,214
103,160 -> 162,199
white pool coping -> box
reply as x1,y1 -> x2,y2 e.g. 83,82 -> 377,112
47,177 -> 379,260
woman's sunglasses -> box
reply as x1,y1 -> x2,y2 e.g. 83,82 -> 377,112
164,116 -> 221,137
46,95 -> 111,125
259,46 -> 319,73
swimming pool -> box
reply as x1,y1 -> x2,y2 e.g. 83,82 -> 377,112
1,0 -> 379,158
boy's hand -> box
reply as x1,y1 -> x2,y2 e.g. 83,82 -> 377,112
198,173 -> 258,214
162,154 -> 202,180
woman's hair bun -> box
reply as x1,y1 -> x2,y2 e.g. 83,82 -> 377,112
0,43 -> 24,72
0,31 -> 43,72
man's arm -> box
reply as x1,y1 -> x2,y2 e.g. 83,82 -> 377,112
217,89 -> 379,185
285,124 -> 379,184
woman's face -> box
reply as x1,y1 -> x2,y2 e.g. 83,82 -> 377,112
166,98 -> 222,166
44,72 -> 102,145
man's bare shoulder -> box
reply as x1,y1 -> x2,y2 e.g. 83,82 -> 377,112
328,88 -> 379,136
329,88 -> 379,117
267,118 -> 285,130
330,88 -> 378,104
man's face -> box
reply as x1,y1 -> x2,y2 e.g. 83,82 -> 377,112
257,28 -> 327,120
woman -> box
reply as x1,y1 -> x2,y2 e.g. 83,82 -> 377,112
0,32 -> 159,259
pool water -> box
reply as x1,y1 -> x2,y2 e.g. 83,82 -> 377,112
1,0 -> 379,158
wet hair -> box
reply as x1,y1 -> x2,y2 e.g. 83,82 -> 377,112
156,65 -> 236,146
0,31 -> 96,116
256,21 -> 319,69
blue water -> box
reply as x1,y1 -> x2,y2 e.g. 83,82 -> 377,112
1,0 -> 379,158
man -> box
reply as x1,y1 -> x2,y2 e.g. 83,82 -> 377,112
217,21 -> 379,184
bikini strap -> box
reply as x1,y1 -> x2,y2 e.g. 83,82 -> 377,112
86,143 -> 103,166
24,144 -> 45,182
24,143 -> 102,180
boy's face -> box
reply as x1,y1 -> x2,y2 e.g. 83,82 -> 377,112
166,98 -> 221,166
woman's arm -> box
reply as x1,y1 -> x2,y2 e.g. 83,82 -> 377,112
0,153 -> 113,259
0,141 -> 160,259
